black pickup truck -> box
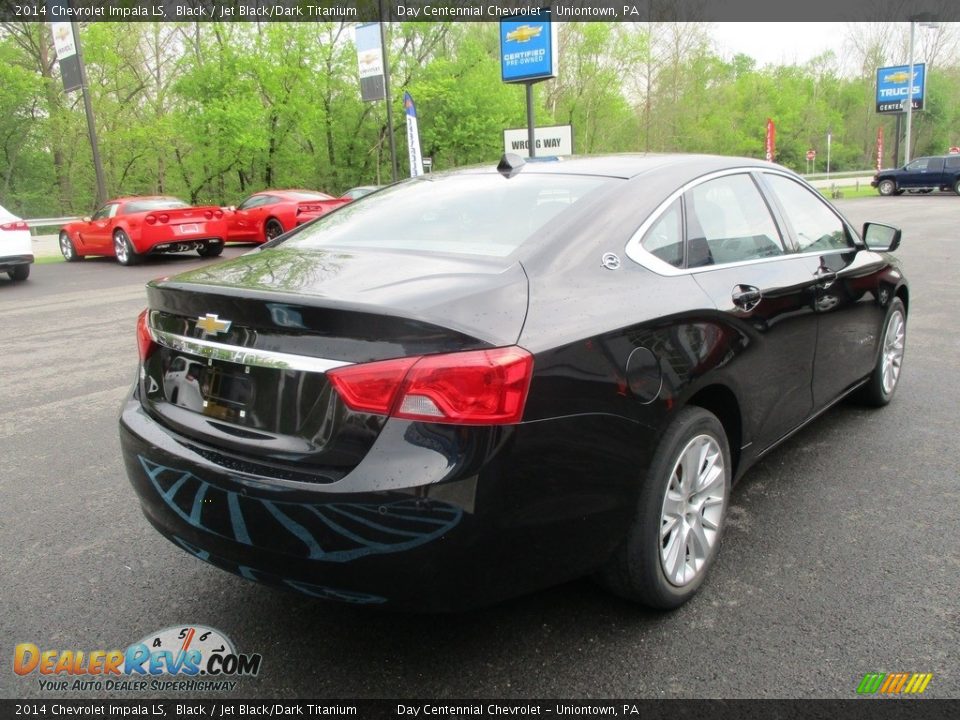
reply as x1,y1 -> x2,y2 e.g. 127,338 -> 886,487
872,154 -> 960,196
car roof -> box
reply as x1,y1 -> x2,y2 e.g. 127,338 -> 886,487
256,189 -> 332,197
455,153 -> 782,181
109,196 -> 186,204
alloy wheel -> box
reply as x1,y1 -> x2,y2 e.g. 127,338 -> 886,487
881,309 -> 906,395
114,234 -> 128,263
659,434 -> 727,587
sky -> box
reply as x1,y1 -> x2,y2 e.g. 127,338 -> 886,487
710,22 -> 850,67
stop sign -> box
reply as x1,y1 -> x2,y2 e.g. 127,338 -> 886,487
949,146 -> 960,154
806,149 -> 816,161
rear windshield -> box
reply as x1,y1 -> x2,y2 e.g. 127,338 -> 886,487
123,198 -> 190,214
284,173 -> 614,257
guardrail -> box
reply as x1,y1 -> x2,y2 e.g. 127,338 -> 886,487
803,170 -> 875,181
24,216 -> 81,229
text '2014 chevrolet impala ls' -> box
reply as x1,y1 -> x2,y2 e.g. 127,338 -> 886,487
120,154 -> 907,611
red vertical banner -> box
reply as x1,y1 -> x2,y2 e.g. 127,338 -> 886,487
876,127 -> 884,172
765,119 -> 776,162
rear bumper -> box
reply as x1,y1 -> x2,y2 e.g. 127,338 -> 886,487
0,253 -> 34,270
145,239 -> 223,255
136,226 -> 226,254
119,391 -> 642,611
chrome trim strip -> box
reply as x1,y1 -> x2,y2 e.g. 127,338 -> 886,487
624,166 -> 858,277
148,326 -> 353,374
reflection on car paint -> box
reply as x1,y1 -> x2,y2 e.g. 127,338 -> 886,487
171,535 -> 387,605
139,456 -> 463,562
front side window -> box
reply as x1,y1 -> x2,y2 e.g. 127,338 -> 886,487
764,174 -> 851,253
684,174 -> 785,267
238,195 -> 270,211
92,204 -> 118,221
906,158 -> 929,171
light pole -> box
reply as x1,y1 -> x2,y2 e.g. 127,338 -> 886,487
904,18 -> 939,165
826,130 -> 831,178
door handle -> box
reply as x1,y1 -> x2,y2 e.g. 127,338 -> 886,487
732,285 -> 762,310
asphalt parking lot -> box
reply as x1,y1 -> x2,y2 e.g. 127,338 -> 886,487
1,196 -> 958,700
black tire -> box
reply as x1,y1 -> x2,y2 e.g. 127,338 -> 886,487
198,242 -> 224,258
59,231 -> 82,262
113,230 -> 141,266
264,218 -> 284,242
954,179 -> 960,195
856,298 -> 906,407
8,264 -> 30,281
877,179 -> 896,196
599,406 -> 731,609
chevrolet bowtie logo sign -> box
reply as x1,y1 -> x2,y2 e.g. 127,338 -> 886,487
506,25 -> 542,43
196,314 -> 232,336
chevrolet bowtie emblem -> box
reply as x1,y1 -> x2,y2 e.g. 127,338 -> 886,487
506,24 -> 543,43
196,313 -> 232,336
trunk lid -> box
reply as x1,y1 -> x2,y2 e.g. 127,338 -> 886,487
139,245 -> 528,481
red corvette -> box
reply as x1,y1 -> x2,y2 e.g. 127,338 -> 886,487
59,197 -> 227,266
224,189 -> 350,243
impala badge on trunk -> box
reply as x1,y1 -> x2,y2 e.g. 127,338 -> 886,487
196,313 -> 232,336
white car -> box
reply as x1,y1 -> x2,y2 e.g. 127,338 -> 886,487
0,203 -> 33,281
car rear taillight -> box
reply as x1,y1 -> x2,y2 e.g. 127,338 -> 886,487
137,309 -> 157,361
214,209 -> 223,219
328,347 -> 534,425
158,214 -> 170,224
203,210 -> 213,219
0,221 -> 28,231
145,215 -> 157,225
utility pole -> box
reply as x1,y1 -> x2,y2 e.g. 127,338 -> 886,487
72,21 -> 107,207
379,0 -> 397,182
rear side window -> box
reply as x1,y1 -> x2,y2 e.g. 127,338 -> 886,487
640,198 -> 683,267
764,174 -> 852,252
945,156 -> 960,170
684,174 -> 785,267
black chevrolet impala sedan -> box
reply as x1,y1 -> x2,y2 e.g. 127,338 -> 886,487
120,154 -> 908,611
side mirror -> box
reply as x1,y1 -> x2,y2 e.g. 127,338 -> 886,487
82,216 -> 92,223
226,206 -> 236,212
862,222 -> 901,252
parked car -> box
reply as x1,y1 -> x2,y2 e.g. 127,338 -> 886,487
0,203 -> 33,281
872,154 -> 960,195
341,185 -> 379,201
59,197 -> 227,266
224,190 -> 350,243
121,154 -> 908,611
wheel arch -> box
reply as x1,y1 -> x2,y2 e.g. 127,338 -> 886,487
264,215 -> 285,229
896,284 -> 909,315
685,383 -> 743,479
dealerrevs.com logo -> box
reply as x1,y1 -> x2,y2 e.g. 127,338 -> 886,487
13,625 -> 262,693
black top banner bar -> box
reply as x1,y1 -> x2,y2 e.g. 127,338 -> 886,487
1,0 -> 959,22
